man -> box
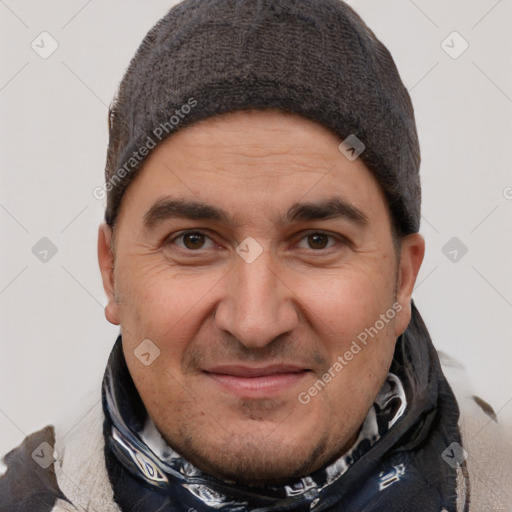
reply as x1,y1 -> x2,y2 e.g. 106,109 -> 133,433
1,0 -> 511,510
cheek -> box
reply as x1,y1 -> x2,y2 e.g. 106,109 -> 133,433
299,264 -> 398,401
115,258 -> 222,353
300,265 -> 396,341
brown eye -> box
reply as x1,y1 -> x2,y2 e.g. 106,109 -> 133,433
307,233 -> 330,250
165,230 -> 216,253
182,232 -> 206,250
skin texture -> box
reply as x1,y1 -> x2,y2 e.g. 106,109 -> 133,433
98,109 -> 424,486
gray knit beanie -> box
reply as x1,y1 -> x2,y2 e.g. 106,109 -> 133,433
104,0 -> 421,236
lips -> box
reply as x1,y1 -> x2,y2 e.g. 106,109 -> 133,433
205,364 -> 307,378
202,364 -> 310,397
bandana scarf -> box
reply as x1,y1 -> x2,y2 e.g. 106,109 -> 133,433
102,303 -> 469,511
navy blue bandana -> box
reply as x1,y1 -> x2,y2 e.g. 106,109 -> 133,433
102,304 -> 469,511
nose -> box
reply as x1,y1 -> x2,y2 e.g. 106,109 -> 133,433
213,250 -> 299,349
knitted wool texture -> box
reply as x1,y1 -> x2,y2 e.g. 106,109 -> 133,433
104,0 -> 421,235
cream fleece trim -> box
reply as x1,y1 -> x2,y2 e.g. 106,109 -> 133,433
439,351 -> 512,512
52,386 -> 121,512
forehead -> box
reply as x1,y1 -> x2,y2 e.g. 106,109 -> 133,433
116,110 -> 390,228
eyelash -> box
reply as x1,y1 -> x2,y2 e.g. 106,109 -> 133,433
165,229 -> 349,253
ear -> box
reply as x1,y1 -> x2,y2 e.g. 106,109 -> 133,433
394,233 -> 425,337
98,223 -> 120,325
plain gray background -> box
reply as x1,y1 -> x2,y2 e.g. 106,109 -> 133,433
1,0 -> 511,457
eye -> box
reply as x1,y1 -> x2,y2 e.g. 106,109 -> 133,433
296,232 -> 340,251
168,231 -> 216,251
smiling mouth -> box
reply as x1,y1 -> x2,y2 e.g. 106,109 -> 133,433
202,365 -> 311,397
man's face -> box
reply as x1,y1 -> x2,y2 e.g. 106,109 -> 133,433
98,109 -> 424,485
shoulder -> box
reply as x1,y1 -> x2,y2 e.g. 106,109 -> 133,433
439,351 -> 512,512
0,424 -> 70,512
0,388 -> 121,512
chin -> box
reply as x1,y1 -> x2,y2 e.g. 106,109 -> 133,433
198,450 -> 321,487
177,421 -> 333,487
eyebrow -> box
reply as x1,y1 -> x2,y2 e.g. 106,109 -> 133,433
286,197 -> 368,225
143,198 -> 230,228
143,196 -> 368,230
